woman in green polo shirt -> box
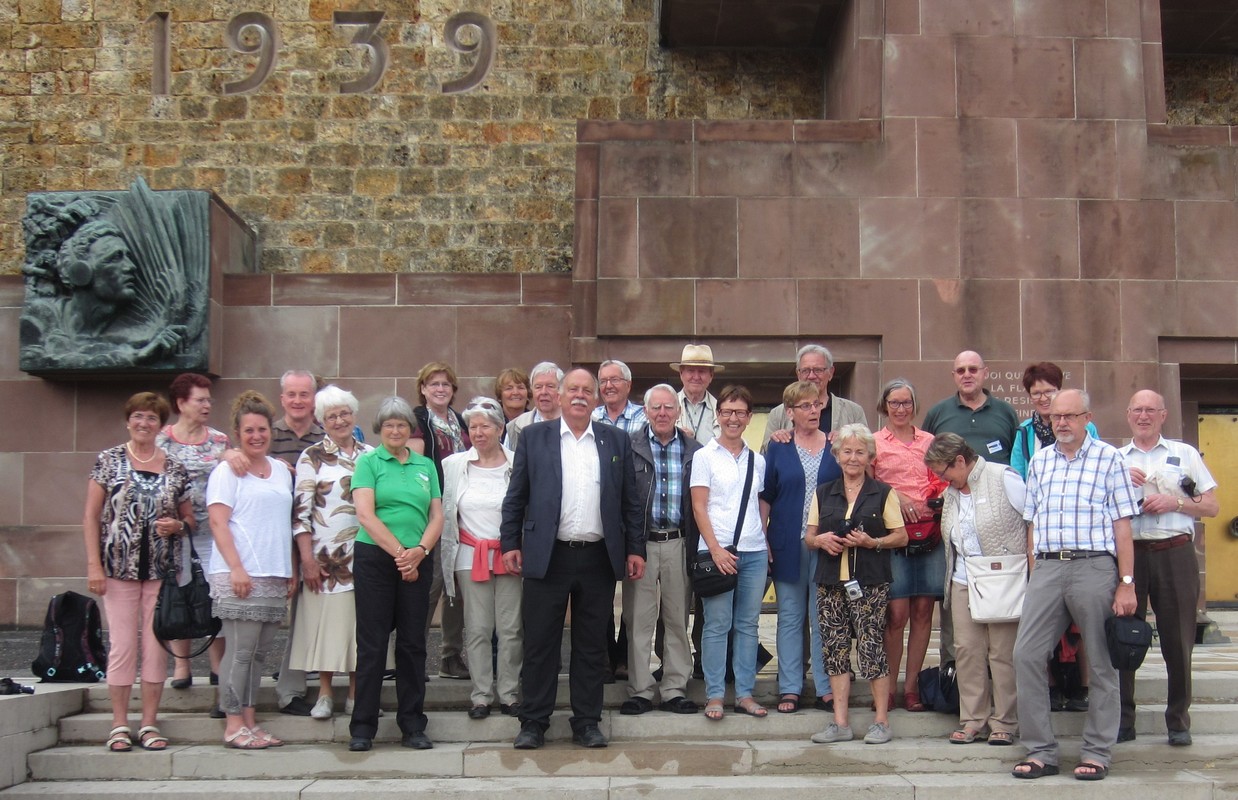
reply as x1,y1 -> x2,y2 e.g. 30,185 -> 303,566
346,396 -> 443,753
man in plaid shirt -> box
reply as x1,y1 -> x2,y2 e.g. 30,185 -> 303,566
1011,389 -> 1139,782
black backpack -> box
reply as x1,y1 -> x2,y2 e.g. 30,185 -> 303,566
31,591 -> 108,682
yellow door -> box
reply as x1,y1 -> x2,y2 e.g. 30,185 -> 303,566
1198,413 -> 1238,604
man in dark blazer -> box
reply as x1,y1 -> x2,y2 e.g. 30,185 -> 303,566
500,368 -> 645,749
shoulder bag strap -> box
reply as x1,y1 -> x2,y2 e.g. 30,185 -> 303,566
728,450 -> 755,548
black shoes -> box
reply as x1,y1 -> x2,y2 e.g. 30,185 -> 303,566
1116,727 -> 1136,743
572,725 -> 608,748
438,655 -> 471,680
401,731 -> 433,750
513,723 -> 545,750
659,696 -> 698,714
208,704 -> 225,719
1064,689 -> 1089,712
468,705 -> 491,720
620,696 -> 654,716
1167,729 -> 1192,746
500,703 -> 521,717
280,696 -> 314,716
348,737 -> 372,752
170,676 -> 192,690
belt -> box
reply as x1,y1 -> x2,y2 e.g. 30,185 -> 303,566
1134,534 -> 1191,553
648,528 -> 683,543
556,538 -> 603,549
1035,550 -> 1112,561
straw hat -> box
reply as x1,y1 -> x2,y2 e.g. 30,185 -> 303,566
670,344 -> 723,372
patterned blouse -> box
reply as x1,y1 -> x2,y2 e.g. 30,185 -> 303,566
292,436 -> 373,594
90,445 -> 190,581
156,425 -> 230,530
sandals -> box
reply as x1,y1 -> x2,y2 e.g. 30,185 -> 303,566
777,694 -> 800,714
106,726 -> 132,752
137,725 -> 168,751
224,727 -> 269,750
734,697 -> 768,718
949,728 -> 986,744
704,699 -> 725,721
988,731 -> 1014,746
250,727 -> 284,747
1012,760 -> 1059,779
1074,762 -> 1108,781
903,691 -> 926,712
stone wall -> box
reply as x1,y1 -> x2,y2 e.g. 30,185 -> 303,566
1166,56 -> 1238,125
0,0 -> 826,277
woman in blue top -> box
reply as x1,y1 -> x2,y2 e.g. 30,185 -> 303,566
759,381 -> 841,713
1010,362 -> 1099,478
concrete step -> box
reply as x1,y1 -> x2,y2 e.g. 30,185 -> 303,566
5,772 -> 1234,800
26,735 -> 1238,782
54,702 -> 1238,745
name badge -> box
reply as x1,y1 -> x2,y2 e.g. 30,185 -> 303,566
987,440 -> 1003,455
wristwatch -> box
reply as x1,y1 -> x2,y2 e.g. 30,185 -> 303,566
1176,498 -> 1184,512
1120,575 -> 1134,586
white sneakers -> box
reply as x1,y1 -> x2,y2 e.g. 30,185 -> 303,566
310,695 -> 334,720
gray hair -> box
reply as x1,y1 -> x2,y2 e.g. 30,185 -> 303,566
372,396 -> 416,434
878,378 -> 917,416
561,368 -> 600,400
528,361 -> 564,386
796,344 -> 834,369
831,423 -> 877,460
280,369 -> 316,391
1054,388 -> 1091,412
314,384 -> 359,422
599,359 -> 632,381
643,383 -> 680,409
461,395 -> 505,430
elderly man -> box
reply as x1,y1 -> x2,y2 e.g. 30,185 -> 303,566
672,344 -> 721,445
500,369 -> 645,749
594,359 -> 647,434
1116,390 -> 1219,746
1012,389 -> 1139,782
621,384 -> 702,716
505,362 -> 563,450
761,344 -> 867,450
923,351 -> 1019,466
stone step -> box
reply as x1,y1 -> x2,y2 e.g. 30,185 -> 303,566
55,702 -> 1238,745
84,671 -> 1238,714
26,735 -> 1238,782
4,773 -> 1234,800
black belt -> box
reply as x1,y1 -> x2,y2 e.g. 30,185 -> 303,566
1035,550 -> 1112,561
648,528 -> 683,543
556,538 -> 603,549
1134,534 -> 1191,552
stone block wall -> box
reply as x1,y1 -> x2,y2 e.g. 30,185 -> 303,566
1166,56 -> 1238,125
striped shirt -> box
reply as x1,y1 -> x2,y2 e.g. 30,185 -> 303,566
1023,436 -> 1139,555
649,427 -> 685,529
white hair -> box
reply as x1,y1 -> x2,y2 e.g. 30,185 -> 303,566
528,361 -> 564,385
643,383 -> 680,409
796,345 -> 834,368
314,385 -> 359,422
599,359 -> 632,381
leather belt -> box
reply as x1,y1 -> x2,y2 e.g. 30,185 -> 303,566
556,538 -> 603,549
1035,550 -> 1111,561
1134,534 -> 1191,553
648,528 -> 683,543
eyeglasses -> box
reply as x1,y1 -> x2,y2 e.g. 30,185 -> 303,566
929,457 -> 959,480
599,377 -> 629,386
1029,390 -> 1056,400
886,400 -> 914,409
646,403 -> 677,412
717,409 -> 750,419
797,367 -> 830,376
425,381 -> 453,389
465,399 -> 501,411
1049,412 -> 1089,423
128,412 -> 161,424
1127,407 -> 1164,417
953,366 -> 982,375
323,410 -> 354,424
790,401 -> 824,411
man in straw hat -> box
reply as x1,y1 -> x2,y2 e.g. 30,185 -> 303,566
672,344 -> 722,445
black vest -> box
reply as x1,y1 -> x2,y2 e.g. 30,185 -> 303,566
813,475 -> 895,587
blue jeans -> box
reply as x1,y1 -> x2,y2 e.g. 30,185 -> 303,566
773,538 -> 830,698
701,549 -> 767,700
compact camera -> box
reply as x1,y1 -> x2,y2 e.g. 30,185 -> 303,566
844,579 -> 864,601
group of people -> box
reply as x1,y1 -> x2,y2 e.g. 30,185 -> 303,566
82,343 -> 1218,780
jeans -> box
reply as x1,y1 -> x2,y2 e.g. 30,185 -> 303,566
701,549 -> 767,700
773,539 -> 830,697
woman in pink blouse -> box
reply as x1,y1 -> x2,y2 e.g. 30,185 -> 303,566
871,379 -> 947,713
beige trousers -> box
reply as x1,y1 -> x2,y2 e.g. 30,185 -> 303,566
950,581 -> 1019,735
622,538 -> 693,701
456,571 -> 523,706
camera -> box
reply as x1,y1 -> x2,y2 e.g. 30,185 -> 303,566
0,678 -> 35,695
844,580 -> 864,601
1180,475 -> 1197,498
926,496 -> 944,510
834,518 -> 857,537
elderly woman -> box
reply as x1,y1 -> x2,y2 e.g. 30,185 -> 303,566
290,385 -> 373,721
494,367 -> 531,427
206,391 -> 294,750
691,385 -> 768,721
925,433 -> 1026,745
505,361 -> 563,450
157,373 -> 231,692
349,396 -> 444,752
410,361 -> 471,681
806,424 -> 908,745
440,397 -> 521,719
1010,361 -> 1099,479
85,392 -> 193,752
759,381 -> 841,713
871,379 -> 946,713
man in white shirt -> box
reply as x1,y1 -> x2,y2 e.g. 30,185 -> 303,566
672,343 -> 721,445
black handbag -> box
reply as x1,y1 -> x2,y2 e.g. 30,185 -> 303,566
691,449 -> 754,598
1105,615 -> 1154,671
154,535 -> 221,658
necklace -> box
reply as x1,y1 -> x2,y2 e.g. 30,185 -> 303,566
126,441 -> 158,464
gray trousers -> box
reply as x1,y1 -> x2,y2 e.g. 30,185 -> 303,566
622,538 -> 692,701
457,571 -> 523,706
220,618 -> 279,714
1013,557 -> 1119,768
